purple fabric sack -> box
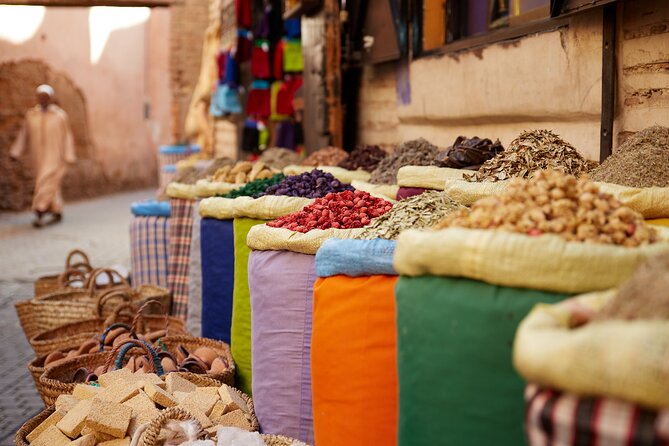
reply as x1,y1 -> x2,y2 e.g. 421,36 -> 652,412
247,250 -> 316,444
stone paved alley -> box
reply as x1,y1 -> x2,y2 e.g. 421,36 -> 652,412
0,189 -> 153,445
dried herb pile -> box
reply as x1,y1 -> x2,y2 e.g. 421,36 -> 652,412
369,138 -> 438,185
465,130 -> 596,182
438,170 -> 657,247
357,191 -> 466,240
201,157 -> 235,178
301,146 -> 349,167
597,252 -> 669,321
173,166 -> 201,185
591,125 -> 669,188
259,147 -> 301,170
435,136 -> 504,170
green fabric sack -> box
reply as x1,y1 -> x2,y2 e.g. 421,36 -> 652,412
395,276 -> 567,446
232,217 -> 266,395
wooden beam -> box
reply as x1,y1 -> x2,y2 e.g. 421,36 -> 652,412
599,3 -> 616,162
0,0 -> 173,6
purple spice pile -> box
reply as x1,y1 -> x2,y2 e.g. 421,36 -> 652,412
262,169 -> 354,199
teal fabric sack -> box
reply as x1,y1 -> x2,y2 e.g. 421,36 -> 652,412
395,276 -> 567,446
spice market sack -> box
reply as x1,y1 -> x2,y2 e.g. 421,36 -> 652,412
513,290 -> 669,409
167,195 -> 196,319
396,165 -> 465,190
394,228 -> 669,294
187,200 -> 203,336
195,179 -> 245,197
246,226 -> 364,255
350,180 -> 399,201
311,239 -> 398,446
200,217 -> 235,344
317,166 -> 370,184
130,206 -> 170,288
524,384 -> 669,445
159,144 -> 201,168
247,249 -> 317,444
199,196 -> 313,220
394,275 -> 567,446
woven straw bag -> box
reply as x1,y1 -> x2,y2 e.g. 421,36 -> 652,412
15,406 -> 54,446
33,249 -> 92,297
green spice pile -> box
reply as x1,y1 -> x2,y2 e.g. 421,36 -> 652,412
259,147 -> 301,169
596,252 -> 669,321
591,125 -> 669,188
369,138 -> 439,185
464,130 -> 596,182
221,173 -> 286,198
357,190 -> 466,240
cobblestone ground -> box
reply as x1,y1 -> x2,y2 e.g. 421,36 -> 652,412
0,189 -> 153,445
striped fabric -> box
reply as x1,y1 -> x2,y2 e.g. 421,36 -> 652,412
130,216 -> 170,288
525,384 -> 669,446
159,167 -> 177,191
168,197 -> 195,319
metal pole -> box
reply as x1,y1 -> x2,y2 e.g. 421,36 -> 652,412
600,3 -> 616,162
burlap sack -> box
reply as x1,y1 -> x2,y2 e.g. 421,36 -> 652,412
442,179 -> 510,205
444,179 -> 669,218
195,179 -> 246,198
350,180 -> 399,201
397,166 -> 465,190
394,228 -> 669,293
513,290 -> 669,409
596,183 -> 669,219
166,182 -> 200,200
247,225 -> 365,255
199,196 -> 313,220
282,165 -> 370,183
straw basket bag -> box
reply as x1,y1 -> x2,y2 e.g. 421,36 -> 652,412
34,249 -> 92,296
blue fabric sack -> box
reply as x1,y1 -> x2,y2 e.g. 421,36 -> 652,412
315,238 -> 397,278
159,144 -> 201,155
200,218 -> 236,344
131,199 -> 171,217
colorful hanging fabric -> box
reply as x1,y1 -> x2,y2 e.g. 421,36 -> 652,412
224,51 -> 239,86
217,51 -> 226,81
276,76 -> 303,116
237,29 -> 253,63
273,39 -> 284,80
275,120 -> 296,150
258,120 -> 269,151
210,83 -> 242,116
283,39 -> 304,73
246,80 -> 271,117
251,40 -> 271,79
284,19 -> 301,39
270,81 -> 290,121
236,0 -> 252,28
242,118 -> 260,153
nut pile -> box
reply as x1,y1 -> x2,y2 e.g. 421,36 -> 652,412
591,125 -> 669,188
267,190 -> 393,232
222,174 -> 285,198
258,147 -> 301,170
358,191 -> 466,240
211,161 -> 276,184
437,170 -> 658,247
301,146 -> 349,167
201,157 -> 236,178
596,252 -> 669,321
262,169 -> 353,199
338,145 -> 387,172
464,130 -> 597,182
28,373 -> 254,446
369,138 -> 439,185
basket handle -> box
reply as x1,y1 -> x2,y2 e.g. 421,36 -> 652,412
103,302 -> 137,326
95,289 -> 132,318
57,268 -> 90,287
132,300 -> 170,337
136,407 -> 202,446
98,323 -> 138,352
103,339 -> 164,375
65,249 -> 91,270
86,268 -> 130,292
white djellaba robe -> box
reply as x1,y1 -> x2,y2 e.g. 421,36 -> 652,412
11,104 -> 76,213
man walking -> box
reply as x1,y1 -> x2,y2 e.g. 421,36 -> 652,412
11,84 -> 76,227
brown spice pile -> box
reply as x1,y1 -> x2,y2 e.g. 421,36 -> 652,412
369,138 -> 439,185
596,252 -> 669,321
259,147 -> 301,169
338,144 -> 388,172
591,125 -> 669,187
173,166 -> 201,185
201,157 -> 235,178
437,170 -> 657,247
301,146 -> 349,167
465,130 -> 596,182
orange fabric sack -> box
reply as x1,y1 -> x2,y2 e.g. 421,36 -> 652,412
311,275 -> 398,446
